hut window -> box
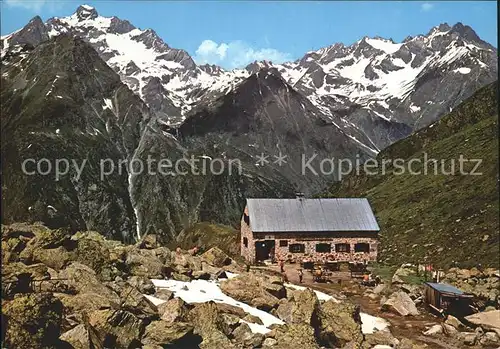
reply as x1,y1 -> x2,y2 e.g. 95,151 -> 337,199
243,213 -> 250,225
315,243 -> 331,253
354,243 -> 369,253
335,243 -> 350,253
243,237 -> 248,248
289,243 -> 305,253
279,240 -> 288,247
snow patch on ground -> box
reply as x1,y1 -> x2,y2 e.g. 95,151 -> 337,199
285,283 -> 340,302
102,98 -> 113,110
224,271 -> 239,279
371,109 -> 391,121
360,312 -> 390,334
453,67 -> 471,74
239,319 -> 271,334
151,279 -> 284,333
409,104 -> 421,112
144,294 -> 167,306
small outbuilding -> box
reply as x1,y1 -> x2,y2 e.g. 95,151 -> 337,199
423,282 -> 475,317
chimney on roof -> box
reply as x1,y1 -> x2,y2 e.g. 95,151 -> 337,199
295,192 -> 305,200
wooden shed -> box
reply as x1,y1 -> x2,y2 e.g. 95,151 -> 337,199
424,282 -> 475,317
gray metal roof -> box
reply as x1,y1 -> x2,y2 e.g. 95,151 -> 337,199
425,282 -> 464,295
246,198 -> 380,233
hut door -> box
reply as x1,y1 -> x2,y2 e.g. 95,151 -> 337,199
255,240 -> 275,261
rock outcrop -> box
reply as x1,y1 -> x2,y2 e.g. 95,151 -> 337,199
1,223 -> 417,348
442,267 -> 499,305
381,291 -> 420,316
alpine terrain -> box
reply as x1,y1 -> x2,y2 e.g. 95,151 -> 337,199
324,81 -> 499,268
1,4 -> 497,242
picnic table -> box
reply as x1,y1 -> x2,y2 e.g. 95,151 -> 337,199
324,261 -> 340,271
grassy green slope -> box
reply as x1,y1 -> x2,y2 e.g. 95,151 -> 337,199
169,222 -> 241,258
324,82 -> 499,268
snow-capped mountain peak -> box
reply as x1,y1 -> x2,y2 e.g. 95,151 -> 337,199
1,6 -> 496,149
75,4 -> 98,21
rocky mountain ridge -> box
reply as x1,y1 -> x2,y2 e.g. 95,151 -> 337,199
1,5 -> 497,152
1,4 -> 497,242
323,81 -> 499,268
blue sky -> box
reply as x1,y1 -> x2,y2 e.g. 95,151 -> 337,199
1,1 -> 497,69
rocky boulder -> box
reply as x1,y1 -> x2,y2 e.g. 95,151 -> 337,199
458,331 -> 479,346
442,323 -> 459,336
479,331 -> 500,346
422,324 -> 443,336
220,274 -> 283,311
3,293 -> 64,348
1,223 -> 42,264
464,310 -> 500,333
116,282 -> 158,319
57,262 -> 120,303
127,275 -> 156,294
373,283 -> 390,295
59,323 -> 104,349
151,246 -> 173,265
317,299 -> 363,347
215,303 -> 248,318
137,234 -> 160,249
188,302 -> 237,348
442,267 -> 500,305
17,227 -> 75,269
243,314 -> 264,325
88,309 -> 146,348
2,262 -> 51,296
276,288 -> 318,324
231,322 -> 265,348
445,314 -> 465,330
154,288 -> 174,301
398,284 -> 423,300
201,247 -> 232,267
381,291 -> 419,316
271,323 -> 320,349
159,297 -> 190,323
20,226 -> 72,251
56,292 -> 118,326
73,237 -> 114,280
26,246 -> 75,271
122,246 -> 170,278
362,330 -> 399,348
142,320 -> 200,347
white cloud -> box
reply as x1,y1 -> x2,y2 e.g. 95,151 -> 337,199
421,3 -> 434,12
4,0 -> 65,12
194,39 -> 292,69
196,40 -> 229,62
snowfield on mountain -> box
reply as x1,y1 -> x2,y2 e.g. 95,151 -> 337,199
1,5 -> 496,152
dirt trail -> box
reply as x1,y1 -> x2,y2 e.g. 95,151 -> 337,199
255,263 -> 450,349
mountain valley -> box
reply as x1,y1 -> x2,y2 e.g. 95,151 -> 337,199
1,4 -> 497,245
